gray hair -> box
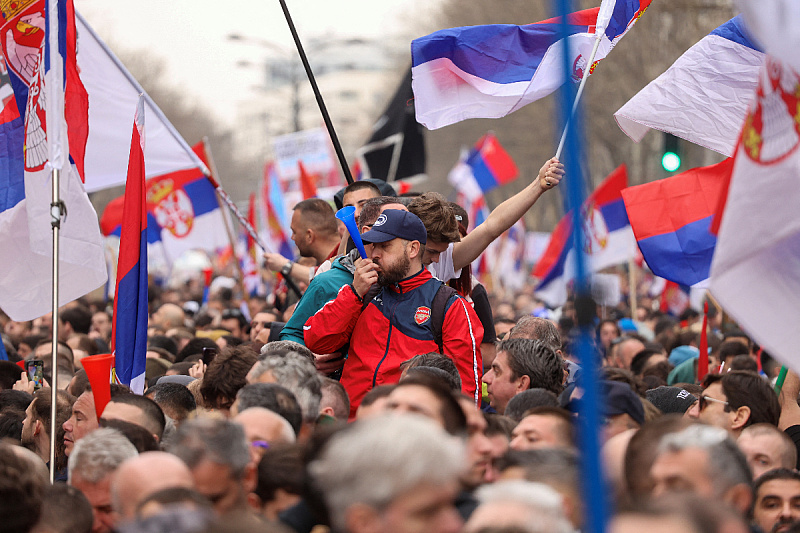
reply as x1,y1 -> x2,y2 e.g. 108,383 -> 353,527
68,428 -> 138,483
658,425 -> 752,496
469,480 -> 572,533
507,316 -> 561,352
249,352 -> 321,423
309,414 -> 465,531
168,416 -> 250,479
260,340 -> 315,362
496,338 -> 564,395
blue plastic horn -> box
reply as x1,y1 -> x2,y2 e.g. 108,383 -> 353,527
335,205 -> 368,259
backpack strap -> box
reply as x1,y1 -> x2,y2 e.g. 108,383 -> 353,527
431,285 -> 458,353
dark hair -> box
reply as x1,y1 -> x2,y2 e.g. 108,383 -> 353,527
38,483 -> 93,533
496,338 -> 564,395
390,375 -> 467,436
0,361 -> 23,390
0,388 -> 32,412
235,383 -> 303,436
718,340 -> 750,365
753,468 -> 800,495
148,335 -> 179,357
221,308 -> 247,329
343,180 -> 381,201
407,192 -> 461,244
254,444 -> 304,504
519,406 -> 575,445
293,198 -> 338,236
503,388 -> 559,422
0,409 -> 24,440
485,413 -> 516,438
201,346 -> 259,411
704,371 -> 781,428
357,196 -> 405,229
106,393 -> 167,439
175,337 -> 218,363
729,354 -> 758,373
630,349 -> 663,376
400,352 -> 462,391
0,443 -> 45,531
60,305 -> 92,335
359,384 -> 395,408
99,418 -> 159,452
31,388 -> 75,470
320,377 -> 351,421
145,383 -> 196,422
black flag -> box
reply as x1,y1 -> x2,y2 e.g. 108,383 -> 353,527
356,68 -> 426,182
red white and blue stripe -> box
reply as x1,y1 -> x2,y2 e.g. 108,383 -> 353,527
0,0 -> 106,321
111,97 -> 148,394
616,15 -> 764,157
621,158 -> 733,288
533,165 -> 635,307
412,0 -> 651,129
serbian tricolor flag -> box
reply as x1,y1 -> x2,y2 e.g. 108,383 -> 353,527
616,16 -> 763,157
621,158 -> 733,287
533,165 -> 636,306
262,162 -> 295,260
448,133 -> 518,201
412,0 -> 651,129
111,97 -> 148,394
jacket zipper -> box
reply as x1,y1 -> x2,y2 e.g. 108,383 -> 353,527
372,283 -> 402,387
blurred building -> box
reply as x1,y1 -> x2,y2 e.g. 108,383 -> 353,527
234,36 -> 401,165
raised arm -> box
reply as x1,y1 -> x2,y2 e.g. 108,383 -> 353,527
452,157 -> 564,271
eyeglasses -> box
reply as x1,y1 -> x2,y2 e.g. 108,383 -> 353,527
699,395 -> 729,411
250,321 -> 272,329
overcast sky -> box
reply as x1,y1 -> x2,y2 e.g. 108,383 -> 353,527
74,0 -> 434,126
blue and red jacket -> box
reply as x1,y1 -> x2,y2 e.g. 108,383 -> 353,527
304,268 -> 483,418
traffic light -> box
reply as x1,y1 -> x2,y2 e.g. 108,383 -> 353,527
661,133 -> 682,172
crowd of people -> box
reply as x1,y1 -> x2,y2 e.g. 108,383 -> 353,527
1,163 -> 799,533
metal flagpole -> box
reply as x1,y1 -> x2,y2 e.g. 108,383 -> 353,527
202,165 -> 304,299
46,0 -> 64,484
554,0 -> 617,161
277,0 -> 355,185
201,138 -> 248,301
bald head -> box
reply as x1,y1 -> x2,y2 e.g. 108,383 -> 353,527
111,451 -> 194,520
152,303 -> 185,329
234,407 -> 295,463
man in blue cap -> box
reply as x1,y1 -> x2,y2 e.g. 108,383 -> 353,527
304,209 -> 484,418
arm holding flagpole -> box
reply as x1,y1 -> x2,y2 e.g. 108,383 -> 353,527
451,158 -> 564,271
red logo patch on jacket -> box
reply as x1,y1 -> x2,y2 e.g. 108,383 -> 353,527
414,306 -> 431,325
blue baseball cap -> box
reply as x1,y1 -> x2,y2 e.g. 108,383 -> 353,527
360,209 -> 427,245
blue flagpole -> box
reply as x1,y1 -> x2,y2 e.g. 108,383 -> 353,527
553,0 -> 610,532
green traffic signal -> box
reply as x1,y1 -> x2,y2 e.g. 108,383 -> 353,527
661,151 -> 681,172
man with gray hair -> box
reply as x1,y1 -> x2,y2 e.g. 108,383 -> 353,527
482,338 -> 564,415
168,416 -> 256,516
247,351 -> 322,435
464,480 -> 573,533
310,414 -> 465,533
507,316 -> 561,352
650,424 -> 753,516
68,428 -> 139,533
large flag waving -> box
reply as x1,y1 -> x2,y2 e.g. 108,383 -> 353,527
615,16 -> 764,157
111,97 -> 148,394
710,53 -> 800,370
0,0 -> 106,321
75,13 -> 206,192
621,158 -> 733,287
412,0 -> 652,129
533,165 -> 636,306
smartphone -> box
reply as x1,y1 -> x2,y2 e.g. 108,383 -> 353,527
201,347 -> 218,366
26,360 -> 44,390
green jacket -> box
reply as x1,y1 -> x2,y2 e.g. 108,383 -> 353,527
279,249 -> 357,345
